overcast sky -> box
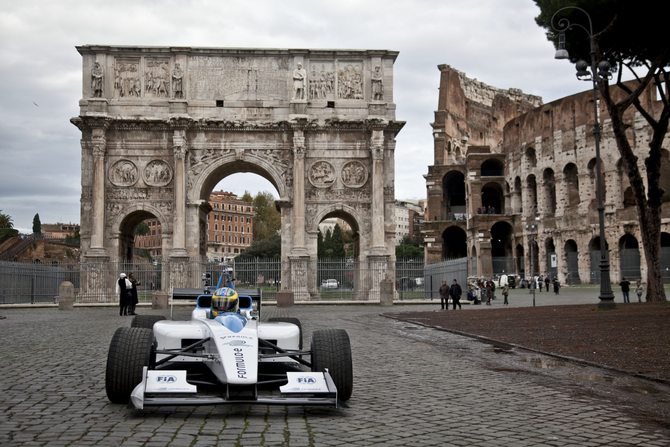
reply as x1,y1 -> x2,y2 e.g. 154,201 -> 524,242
0,0 -> 586,233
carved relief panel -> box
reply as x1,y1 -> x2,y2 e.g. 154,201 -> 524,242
341,161 -> 368,188
109,160 -> 139,186
308,161 -> 336,188
143,160 -> 173,186
188,56 -> 290,101
337,62 -> 364,100
114,58 -> 141,98
308,62 -> 335,100
144,58 -> 171,98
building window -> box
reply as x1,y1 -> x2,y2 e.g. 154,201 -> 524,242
235,226 -> 238,232
234,216 -> 238,222
215,235 -> 218,242
234,248 -> 239,253
215,224 -> 218,231
228,225 -> 231,231
228,216 -> 232,221
215,215 -> 218,220
241,227 -> 244,233
247,226 -> 250,233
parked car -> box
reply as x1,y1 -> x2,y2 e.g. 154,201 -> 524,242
321,279 -> 339,290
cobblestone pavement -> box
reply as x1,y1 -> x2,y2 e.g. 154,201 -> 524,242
1,304 -> 669,446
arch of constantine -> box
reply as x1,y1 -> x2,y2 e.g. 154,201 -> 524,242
72,46 -> 403,299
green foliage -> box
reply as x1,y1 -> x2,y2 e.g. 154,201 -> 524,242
317,224 -> 347,259
32,214 -> 41,234
240,190 -> 254,203
331,224 -> 345,258
252,191 -> 281,242
395,234 -> 423,259
0,228 -> 19,244
236,233 -> 281,259
534,0 -> 666,68
135,221 -> 150,236
0,211 -> 14,229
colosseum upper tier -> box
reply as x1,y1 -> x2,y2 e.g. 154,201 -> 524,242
423,64 -> 670,284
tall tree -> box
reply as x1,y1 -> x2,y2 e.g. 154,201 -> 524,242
252,191 -> 281,242
32,214 -> 41,234
135,221 -> 150,235
0,210 -> 18,244
240,190 -> 254,203
535,0 -> 669,302
236,234 -> 281,259
331,224 -> 346,258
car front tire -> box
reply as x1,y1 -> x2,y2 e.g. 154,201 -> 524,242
311,329 -> 353,401
105,327 -> 154,404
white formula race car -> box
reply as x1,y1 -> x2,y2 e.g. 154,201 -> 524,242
105,270 -> 353,409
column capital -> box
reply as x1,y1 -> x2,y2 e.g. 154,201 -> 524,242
173,129 -> 188,159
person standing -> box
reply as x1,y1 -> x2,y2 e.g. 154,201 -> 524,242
116,273 -> 131,316
635,281 -> 644,302
439,280 -> 449,310
544,276 -> 550,292
502,283 -> 509,306
553,277 -> 560,295
450,279 -> 462,310
619,277 -> 631,303
128,272 -> 141,315
486,281 -> 493,305
538,275 -> 543,292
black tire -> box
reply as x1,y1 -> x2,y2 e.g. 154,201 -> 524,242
130,315 -> 166,329
106,327 -> 154,404
268,317 -> 302,350
311,329 -> 353,401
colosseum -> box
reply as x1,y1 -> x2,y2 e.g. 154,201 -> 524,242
423,64 -> 670,285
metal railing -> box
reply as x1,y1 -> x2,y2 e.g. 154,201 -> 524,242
0,257 -> 429,304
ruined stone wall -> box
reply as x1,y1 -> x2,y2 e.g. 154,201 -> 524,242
503,82 -> 670,284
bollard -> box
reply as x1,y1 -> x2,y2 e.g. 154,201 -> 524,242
380,279 -> 394,306
152,291 -> 169,309
58,281 -> 74,311
276,289 -> 294,307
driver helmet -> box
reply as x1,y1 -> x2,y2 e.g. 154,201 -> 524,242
211,287 -> 239,317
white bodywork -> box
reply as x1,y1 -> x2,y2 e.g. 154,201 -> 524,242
130,304 -> 338,409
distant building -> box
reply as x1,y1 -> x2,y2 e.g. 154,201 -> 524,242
318,218 -> 351,235
41,223 -> 79,239
134,191 -> 253,261
394,200 -> 423,245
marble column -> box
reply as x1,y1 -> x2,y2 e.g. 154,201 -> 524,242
291,131 -> 308,256
89,126 -> 107,256
370,130 -> 386,255
170,129 -> 189,258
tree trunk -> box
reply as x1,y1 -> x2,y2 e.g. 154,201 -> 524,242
600,83 -> 667,302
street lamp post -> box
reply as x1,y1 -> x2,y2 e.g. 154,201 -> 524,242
552,6 -> 616,310
526,222 -> 537,307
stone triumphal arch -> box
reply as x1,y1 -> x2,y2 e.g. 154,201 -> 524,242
72,46 -> 403,299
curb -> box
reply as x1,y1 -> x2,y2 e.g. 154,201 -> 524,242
381,313 -> 670,386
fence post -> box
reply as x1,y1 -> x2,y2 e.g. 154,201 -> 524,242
58,281 -> 74,310
380,279 -> 394,306
152,291 -> 169,309
276,288 -> 294,307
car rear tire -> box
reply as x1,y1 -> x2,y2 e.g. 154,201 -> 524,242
106,327 -> 154,404
268,317 -> 302,350
130,315 -> 166,329
311,329 -> 353,401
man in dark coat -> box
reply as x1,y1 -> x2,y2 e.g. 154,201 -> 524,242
439,280 -> 449,310
450,279 -> 462,310
128,272 -> 141,315
117,273 -> 129,316
619,277 -> 631,303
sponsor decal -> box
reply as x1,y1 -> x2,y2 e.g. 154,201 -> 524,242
221,339 -> 253,347
156,375 -> 177,383
297,377 -> 317,384
234,348 -> 247,379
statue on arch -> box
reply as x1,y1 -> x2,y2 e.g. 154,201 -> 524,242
91,62 -> 104,98
292,63 -> 306,100
371,65 -> 383,101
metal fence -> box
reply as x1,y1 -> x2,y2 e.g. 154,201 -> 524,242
0,257 -> 427,304
423,257 -> 468,300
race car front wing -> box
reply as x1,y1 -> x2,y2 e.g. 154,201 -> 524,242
130,367 -> 345,409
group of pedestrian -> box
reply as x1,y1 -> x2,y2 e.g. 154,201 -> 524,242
117,272 -> 140,316
619,277 -> 645,303
439,279 -> 463,310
